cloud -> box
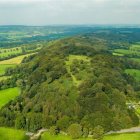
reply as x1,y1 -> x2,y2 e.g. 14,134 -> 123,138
0,0 -> 139,25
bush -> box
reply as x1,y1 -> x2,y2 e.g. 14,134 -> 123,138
92,125 -> 104,140
67,123 -> 82,139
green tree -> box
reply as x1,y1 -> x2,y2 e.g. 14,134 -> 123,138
92,125 -> 104,140
68,123 -> 82,139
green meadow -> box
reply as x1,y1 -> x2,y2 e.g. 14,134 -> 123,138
40,132 -> 140,140
113,43 -> 140,57
0,64 -> 16,75
0,127 -> 29,140
0,53 -> 36,65
40,132 -> 92,140
125,69 -> 140,81
104,133 -> 140,140
0,87 -> 20,109
0,76 -> 11,82
0,47 -> 22,58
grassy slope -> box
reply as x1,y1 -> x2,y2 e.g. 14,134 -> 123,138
0,87 -> 20,109
125,69 -> 140,81
65,55 -> 91,86
0,76 -> 11,82
104,133 -> 140,140
0,47 -> 22,58
0,127 -> 29,140
40,132 -> 140,140
113,43 -> 140,56
41,132 -> 91,140
0,64 -> 16,75
0,53 -> 36,65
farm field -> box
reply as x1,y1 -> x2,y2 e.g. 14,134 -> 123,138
113,43 -> 140,57
125,69 -> 140,81
0,64 -> 16,75
0,127 -> 29,140
0,53 -> 36,64
0,47 -> 22,58
0,87 -> 20,109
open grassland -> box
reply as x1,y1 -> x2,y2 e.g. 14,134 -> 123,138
40,132 -> 140,140
0,127 -> 29,140
114,49 -> 140,56
0,64 -> 16,75
125,69 -> 140,81
0,87 -> 20,109
113,43 -> 140,57
130,58 -> 140,63
40,132 -> 91,140
104,133 -> 140,140
65,55 -> 91,86
0,53 -> 36,65
0,47 -> 22,58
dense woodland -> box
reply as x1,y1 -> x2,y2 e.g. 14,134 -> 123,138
0,28 -> 140,139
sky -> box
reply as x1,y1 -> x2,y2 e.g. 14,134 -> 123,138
0,0 -> 140,25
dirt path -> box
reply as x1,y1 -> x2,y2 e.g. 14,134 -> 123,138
26,129 -> 47,140
106,127 -> 140,135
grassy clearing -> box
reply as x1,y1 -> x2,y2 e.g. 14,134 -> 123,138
130,58 -> 140,63
113,43 -> 140,57
125,69 -> 140,81
104,133 -> 140,140
65,55 -> 91,86
0,64 -> 16,75
0,76 -> 11,81
0,127 -> 29,140
113,52 -> 124,56
40,132 -> 140,140
40,132 -> 91,140
0,87 -> 20,109
0,47 -> 22,58
0,53 -> 36,65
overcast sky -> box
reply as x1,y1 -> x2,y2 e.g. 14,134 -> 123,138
0,0 -> 140,25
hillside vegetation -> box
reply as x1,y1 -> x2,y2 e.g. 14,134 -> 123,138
0,34 -> 140,140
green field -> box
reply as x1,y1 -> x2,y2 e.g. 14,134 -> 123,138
104,133 -> 140,140
40,132 -> 140,140
0,47 -> 22,58
0,87 -> 20,109
0,127 -> 29,140
113,43 -> 140,57
0,53 -> 36,65
0,64 -> 16,75
40,132 -> 91,140
125,69 -> 140,81
0,76 -> 11,81
65,55 -> 91,86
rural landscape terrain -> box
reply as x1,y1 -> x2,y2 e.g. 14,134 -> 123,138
0,25 -> 140,140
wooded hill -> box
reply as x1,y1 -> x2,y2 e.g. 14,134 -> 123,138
0,34 -> 140,135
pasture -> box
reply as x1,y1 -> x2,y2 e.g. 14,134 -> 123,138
125,69 -> 140,81
104,133 -> 140,140
40,132 -> 140,140
0,53 -> 36,65
40,132 -> 91,140
113,43 -> 140,57
0,87 -> 20,109
0,47 -> 22,58
0,127 -> 29,140
0,64 -> 16,75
